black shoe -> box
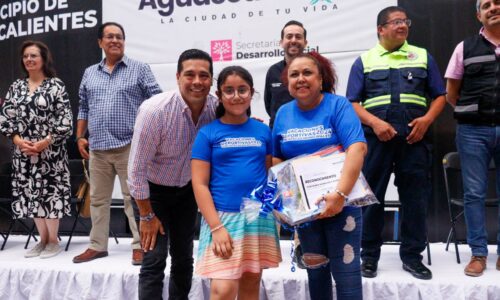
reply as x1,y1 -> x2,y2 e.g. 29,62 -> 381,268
402,261 -> 432,280
361,260 -> 378,278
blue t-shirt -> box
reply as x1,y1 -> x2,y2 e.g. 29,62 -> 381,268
192,118 -> 271,212
272,92 -> 366,160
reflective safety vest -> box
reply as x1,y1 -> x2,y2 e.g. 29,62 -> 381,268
361,43 -> 429,134
455,34 -> 500,126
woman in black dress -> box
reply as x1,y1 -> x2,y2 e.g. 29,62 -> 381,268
0,40 -> 72,258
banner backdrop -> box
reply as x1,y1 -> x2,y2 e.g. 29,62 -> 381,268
0,0 -> 396,128
103,0 -> 396,122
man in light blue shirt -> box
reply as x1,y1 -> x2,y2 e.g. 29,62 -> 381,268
73,22 -> 162,265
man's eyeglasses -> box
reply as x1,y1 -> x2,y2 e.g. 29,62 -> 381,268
103,34 -> 124,41
221,88 -> 251,100
22,54 -> 40,60
381,18 -> 412,27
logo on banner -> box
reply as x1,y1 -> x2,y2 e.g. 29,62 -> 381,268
210,39 -> 319,61
310,0 -> 332,4
140,0 -> 339,24
211,40 -> 233,62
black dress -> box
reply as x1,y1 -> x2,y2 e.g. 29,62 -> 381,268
0,78 -> 72,219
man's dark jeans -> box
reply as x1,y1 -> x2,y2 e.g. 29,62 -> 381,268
138,181 -> 198,300
361,133 -> 431,264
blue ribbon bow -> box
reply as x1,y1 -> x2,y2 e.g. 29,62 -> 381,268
249,179 -> 282,217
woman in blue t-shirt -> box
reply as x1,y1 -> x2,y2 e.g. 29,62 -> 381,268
192,66 -> 281,300
272,52 -> 367,300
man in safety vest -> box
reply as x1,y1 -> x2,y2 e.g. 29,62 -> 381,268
346,6 -> 446,280
446,0 -> 500,277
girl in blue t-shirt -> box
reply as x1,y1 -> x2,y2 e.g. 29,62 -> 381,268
191,66 -> 281,300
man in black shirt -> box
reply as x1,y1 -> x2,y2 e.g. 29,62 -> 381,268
264,20 -> 308,128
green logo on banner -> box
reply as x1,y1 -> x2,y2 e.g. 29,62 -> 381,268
311,0 -> 333,4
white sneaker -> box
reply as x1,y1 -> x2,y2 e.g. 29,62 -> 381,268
25,243 -> 46,258
39,243 -> 62,259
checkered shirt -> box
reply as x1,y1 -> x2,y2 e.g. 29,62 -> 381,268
77,56 -> 162,150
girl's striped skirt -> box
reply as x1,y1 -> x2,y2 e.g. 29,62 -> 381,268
196,211 -> 282,279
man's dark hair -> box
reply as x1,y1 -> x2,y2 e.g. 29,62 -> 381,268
98,22 -> 126,40
377,6 -> 407,26
177,49 -> 214,76
280,20 -> 307,40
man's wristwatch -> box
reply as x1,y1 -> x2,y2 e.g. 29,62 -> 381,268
140,212 -> 156,222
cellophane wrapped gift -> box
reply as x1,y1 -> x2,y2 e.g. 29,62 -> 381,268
241,145 -> 378,226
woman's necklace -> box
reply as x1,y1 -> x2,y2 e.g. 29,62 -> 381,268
27,77 -> 44,95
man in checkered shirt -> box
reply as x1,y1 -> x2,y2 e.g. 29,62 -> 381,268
73,22 -> 162,265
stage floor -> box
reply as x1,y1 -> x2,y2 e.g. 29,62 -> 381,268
0,235 -> 499,300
